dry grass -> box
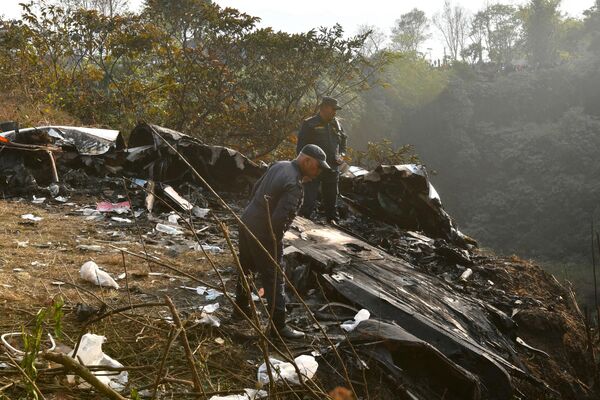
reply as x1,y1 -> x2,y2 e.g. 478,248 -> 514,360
0,197 -> 263,399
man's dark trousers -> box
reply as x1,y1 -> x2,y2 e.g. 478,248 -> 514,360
299,168 -> 339,220
235,228 -> 286,329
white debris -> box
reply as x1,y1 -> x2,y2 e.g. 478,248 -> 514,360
80,261 -> 119,289
155,223 -> 184,235
205,288 -> 224,300
69,333 -> 128,391
167,214 -> 181,224
460,268 -> 473,281
197,313 -> 221,327
21,214 -> 42,222
192,243 -> 222,253
16,240 -> 29,248
340,309 -> 370,332
54,196 -> 69,203
257,355 -> 318,385
199,303 -> 220,313
77,244 -> 103,252
192,206 -> 210,218
32,195 -> 46,204
209,389 -> 267,400
111,217 -> 132,223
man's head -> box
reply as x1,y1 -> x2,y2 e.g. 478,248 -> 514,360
318,96 -> 342,122
296,144 -> 331,181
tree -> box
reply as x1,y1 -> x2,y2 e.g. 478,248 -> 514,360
522,0 -> 561,67
356,24 -> 387,57
390,8 -> 430,54
470,4 -> 523,65
433,1 -> 470,61
54,0 -> 130,16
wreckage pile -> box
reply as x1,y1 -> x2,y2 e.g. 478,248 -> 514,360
0,123 -> 597,399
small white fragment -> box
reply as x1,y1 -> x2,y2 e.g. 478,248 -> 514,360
155,223 -> 184,235
199,303 -> 220,313
192,206 -> 210,218
197,313 -> 220,327
80,261 -> 119,289
340,309 -> 370,332
460,268 -> 473,281
21,214 -> 42,222
32,195 -> 46,204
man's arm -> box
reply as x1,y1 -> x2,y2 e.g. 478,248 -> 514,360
337,120 -> 347,156
270,182 -> 303,239
296,120 -> 309,155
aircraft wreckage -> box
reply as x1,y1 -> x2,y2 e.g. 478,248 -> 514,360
0,122 -> 595,399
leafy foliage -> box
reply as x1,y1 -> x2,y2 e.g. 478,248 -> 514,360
350,1 -> 600,305
0,0 -> 391,156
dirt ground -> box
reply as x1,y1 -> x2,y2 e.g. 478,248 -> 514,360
0,196 -> 269,399
0,192 -> 599,399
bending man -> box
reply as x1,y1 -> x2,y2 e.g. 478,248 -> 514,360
234,144 -> 330,339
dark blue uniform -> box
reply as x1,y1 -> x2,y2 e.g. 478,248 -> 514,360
296,114 -> 347,219
236,160 -> 303,329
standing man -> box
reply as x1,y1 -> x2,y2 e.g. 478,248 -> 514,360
297,97 -> 347,222
234,145 -> 331,339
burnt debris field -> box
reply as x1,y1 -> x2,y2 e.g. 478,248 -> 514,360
0,123 -> 597,400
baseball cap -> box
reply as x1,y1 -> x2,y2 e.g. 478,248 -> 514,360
320,96 -> 342,110
300,144 -> 331,170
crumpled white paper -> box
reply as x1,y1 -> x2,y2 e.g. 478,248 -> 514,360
80,261 -> 119,289
257,355 -> 318,385
340,309 -> 370,332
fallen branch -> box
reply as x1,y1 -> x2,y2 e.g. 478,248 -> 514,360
41,351 -> 126,400
164,295 -> 206,397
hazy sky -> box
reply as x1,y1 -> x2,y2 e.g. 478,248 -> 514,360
1,0 -> 596,58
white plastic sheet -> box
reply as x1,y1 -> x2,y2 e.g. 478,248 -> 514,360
340,309 -> 370,332
257,355 -> 318,385
80,261 -> 119,289
69,333 -> 128,391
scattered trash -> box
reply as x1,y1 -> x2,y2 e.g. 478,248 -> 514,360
80,261 -> 119,289
340,309 -> 370,332
257,355 -> 318,385
54,196 -> 69,202
96,201 -> 131,214
1,332 -> 56,356
205,288 -> 224,301
199,303 -> 220,313
192,206 -> 210,218
460,268 -> 473,281
21,213 -> 42,221
214,337 -> 225,345
197,313 -> 221,327
208,389 -> 267,400
16,240 -> 29,248
111,217 -> 132,223
163,185 -> 193,211
167,213 -> 181,224
69,333 -> 128,391
192,243 -> 223,253
32,195 -> 46,204
155,223 -> 184,235
77,244 -> 103,252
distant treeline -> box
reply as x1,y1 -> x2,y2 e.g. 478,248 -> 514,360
0,0 -> 392,158
348,1 -> 600,303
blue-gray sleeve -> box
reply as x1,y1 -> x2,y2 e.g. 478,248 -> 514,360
296,121 -> 309,155
271,183 -> 302,239
339,122 -> 347,155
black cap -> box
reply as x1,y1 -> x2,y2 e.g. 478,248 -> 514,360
300,144 -> 331,170
320,96 -> 342,110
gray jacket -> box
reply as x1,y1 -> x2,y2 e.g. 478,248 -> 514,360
241,160 -> 303,243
